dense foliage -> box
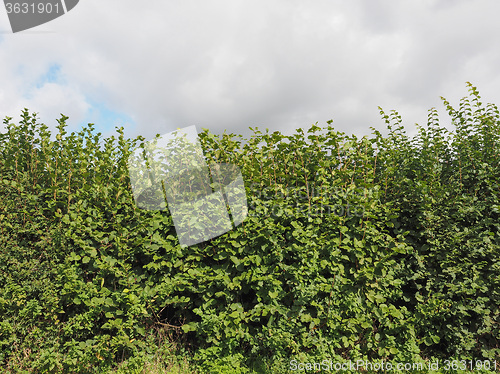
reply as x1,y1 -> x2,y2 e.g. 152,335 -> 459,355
0,82 -> 498,372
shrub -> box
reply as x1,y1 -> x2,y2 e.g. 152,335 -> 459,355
0,82 -> 498,372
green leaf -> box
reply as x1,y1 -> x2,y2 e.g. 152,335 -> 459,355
423,336 -> 434,346
181,323 -> 197,333
268,291 -> 279,299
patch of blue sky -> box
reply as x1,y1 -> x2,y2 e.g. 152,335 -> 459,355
79,100 -> 136,136
20,63 -> 64,99
35,63 -> 64,88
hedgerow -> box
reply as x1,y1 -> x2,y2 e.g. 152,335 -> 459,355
0,82 -> 498,373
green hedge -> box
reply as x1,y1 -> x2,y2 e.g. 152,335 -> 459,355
0,82 -> 498,372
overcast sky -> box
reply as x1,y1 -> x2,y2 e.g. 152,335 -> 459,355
1,0 -> 500,146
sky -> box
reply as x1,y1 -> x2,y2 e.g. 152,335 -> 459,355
1,0 -> 500,146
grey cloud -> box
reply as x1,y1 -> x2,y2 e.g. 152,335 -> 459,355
1,0 -> 500,144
